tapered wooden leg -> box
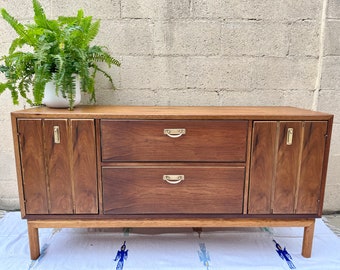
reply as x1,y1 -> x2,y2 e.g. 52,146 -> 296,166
27,222 -> 40,260
302,219 -> 315,258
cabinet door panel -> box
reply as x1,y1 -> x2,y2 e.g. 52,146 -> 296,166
44,120 -> 73,214
248,122 -> 276,214
71,119 -> 98,214
18,119 -> 48,214
249,120 -> 328,215
273,122 -> 302,214
296,121 -> 327,214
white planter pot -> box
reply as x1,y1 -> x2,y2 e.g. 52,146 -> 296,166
42,76 -> 81,108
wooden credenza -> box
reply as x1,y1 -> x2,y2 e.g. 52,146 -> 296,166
11,106 -> 333,259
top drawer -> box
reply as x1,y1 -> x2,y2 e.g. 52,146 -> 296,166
101,120 -> 248,162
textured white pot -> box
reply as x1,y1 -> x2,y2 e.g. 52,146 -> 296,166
42,76 -> 81,108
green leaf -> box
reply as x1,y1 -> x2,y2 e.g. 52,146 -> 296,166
1,9 -> 36,46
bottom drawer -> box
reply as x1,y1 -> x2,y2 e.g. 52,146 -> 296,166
102,166 -> 245,215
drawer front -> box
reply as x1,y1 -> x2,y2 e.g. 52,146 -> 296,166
101,120 -> 248,162
102,166 -> 245,215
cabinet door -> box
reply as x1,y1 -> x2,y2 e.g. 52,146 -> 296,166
44,119 -> 73,214
17,119 -> 98,215
248,121 -> 328,215
17,119 -> 48,214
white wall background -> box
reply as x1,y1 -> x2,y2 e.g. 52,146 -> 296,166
0,0 -> 339,212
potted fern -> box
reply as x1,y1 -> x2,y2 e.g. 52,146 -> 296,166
0,0 -> 120,110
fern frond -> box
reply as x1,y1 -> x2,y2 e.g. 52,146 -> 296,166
8,37 -> 25,54
88,46 -> 121,67
32,0 -> 59,32
86,20 -> 100,44
0,82 -> 10,94
32,0 -> 47,27
92,63 -> 115,89
10,86 -> 19,105
1,9 -> 36,46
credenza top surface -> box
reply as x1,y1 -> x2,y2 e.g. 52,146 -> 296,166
11,105 -> 333,120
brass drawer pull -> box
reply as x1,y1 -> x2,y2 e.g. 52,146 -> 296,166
163,175 -> 185,184
164,128 -> 186,138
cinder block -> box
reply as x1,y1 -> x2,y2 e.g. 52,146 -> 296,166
320,56 -> 340,89
155,89 -> 220,106
192,0 -> 321,21
51,0 -> 120,19
219,90 -> 285,106
0,152 -> 16,179
96,88 -> 158,106
252,57 -> 317,90
323,184 -> 340,212
186,57 -> 254,90
281,90 -> 314,108
96,20 -> 153,55
221,21 -> 289,57
289,21 -> 320,57
0,179 -> 18,198
219,89 -> 313,107
0,198 -> 20,211
121,0 -> 190,19
318,90 -> 340,119
324,20 -> 340,56
326,154 -> 340,186
154,21 -> 220,56
120,56 -> 187,89
328,0 -> 340,19
187,56 -> 317,90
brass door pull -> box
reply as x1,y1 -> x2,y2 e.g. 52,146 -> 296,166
53,126 -> 60,144
286,128 -> 293,145
163,175 -> 184,184
164,128 -> 186,138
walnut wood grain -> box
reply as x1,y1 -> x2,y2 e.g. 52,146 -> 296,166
71,120 -> 98,214
273,121 -> 303,214
248,121 -> 277,214
249,120 -> 329,215
101,120 -> 248,162
17,119 -> 48,214
11,106 -> 333,260
11,106 -> 333,120
44,120 -> 73,214
26,218 -> 315,259
102,166 -> 245,214
296,121 -> 327,214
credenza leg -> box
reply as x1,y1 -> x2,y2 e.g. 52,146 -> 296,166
27,222 -> 40,260
302,219 -> 315,258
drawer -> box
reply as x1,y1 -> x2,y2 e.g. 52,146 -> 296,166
101,120 -> 248,162
102,166 -> 245,215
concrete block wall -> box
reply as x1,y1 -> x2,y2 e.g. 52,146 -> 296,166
0,0 -> 339,212
319,0 -> 340,212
